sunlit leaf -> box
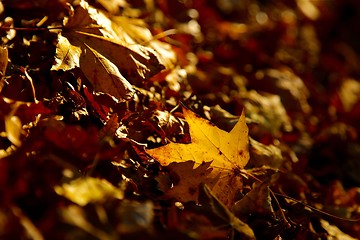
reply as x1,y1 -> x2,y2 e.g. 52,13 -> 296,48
51,35 -> 81,71
61,205 -> 113,239
55,177 -> 124,206
110,16 -> 177,69
146,108 -> 249,207
320,219 -> 357,240
52,0 -> 166,101
5,115 -> 22,147
0,46 -> 8,91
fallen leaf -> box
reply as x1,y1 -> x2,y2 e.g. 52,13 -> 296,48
320,219 -> 358,240
98,113 -> 120,140
243,90 -> 292,135
109,15 -> 177,69
0,46 -> 8,90
209,104 -> 241,131
4,115 -> 23,147
83,86 -> 112,122
52,32 -> 135,101
96,0 -> 128,15
61,205 -> 114,239
51,35 -> 81,72
0,16 -> 15,44
54,177 -> 124,206
198,184 -> 256,240
52,0 -> 166,101
71,31 -> 163,82
249,68 -> 311,114
146,107 -> 250,207
150,109 -> 186,141
232,181 -> 275,218
158,160 -> 213,202
232,181 -> 284,240
248,137 -> 284,168
2,98 -> 30,147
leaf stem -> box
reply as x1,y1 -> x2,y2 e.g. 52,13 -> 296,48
0,26 -> 63,31
273,192 -> 360,222
241,169 -> 360,223
241,169 -> 290,227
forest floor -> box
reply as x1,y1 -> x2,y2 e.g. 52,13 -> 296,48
0,0 -> 360,239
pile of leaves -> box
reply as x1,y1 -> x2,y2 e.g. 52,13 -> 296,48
1,0 -> 360,239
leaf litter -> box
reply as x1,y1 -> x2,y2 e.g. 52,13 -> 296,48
1,0 -> 360,239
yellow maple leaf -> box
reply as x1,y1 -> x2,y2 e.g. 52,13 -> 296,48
146,108 -> 250,207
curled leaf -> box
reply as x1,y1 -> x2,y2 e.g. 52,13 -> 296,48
52,0 -> 166,101
199,184 -> 256,240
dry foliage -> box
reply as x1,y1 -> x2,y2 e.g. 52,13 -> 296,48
0,0 -> 360,239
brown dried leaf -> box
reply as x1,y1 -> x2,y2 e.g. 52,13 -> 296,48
199,184 -> 256,240
159,160 -> 213,202
248,137 -> 284,168
52,0 -> 166,101
232,181 -> 275,218
110,16 -> 177,69
51,35 -> 81,71
243,90 -> 292,135
0,46 -> 8,91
